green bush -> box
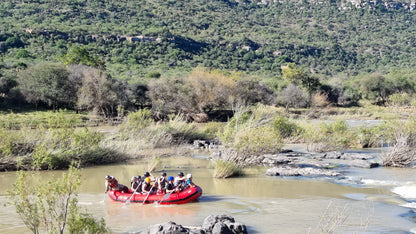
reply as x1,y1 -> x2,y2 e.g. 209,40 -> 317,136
118,109 -> 154,137
218,105 -> 285,155
8,167 -> 108,234
271,115 -> 303,141
304,120 -> 355,152
233,125 -> 282,155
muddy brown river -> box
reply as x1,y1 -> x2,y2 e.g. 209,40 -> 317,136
1,154 -> 416,233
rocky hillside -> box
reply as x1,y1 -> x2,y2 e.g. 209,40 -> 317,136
1,0 -> 416,79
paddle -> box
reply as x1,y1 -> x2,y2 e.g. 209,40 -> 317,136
158,192 -> 172,205
125,182 -> 141,205
142,183 -> 155,205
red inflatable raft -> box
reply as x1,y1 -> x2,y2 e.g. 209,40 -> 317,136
107,186 -> 203,205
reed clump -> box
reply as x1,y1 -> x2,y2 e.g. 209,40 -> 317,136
304,120 -> 355,152
383,119 -> 416,167
212,159 -> 243,179
218,104 -> 301,155
0,113 -> 122,170
117,111 -> 206,149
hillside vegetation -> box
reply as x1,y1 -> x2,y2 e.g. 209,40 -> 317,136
1,0 -> 416,117
1,0 -> 416,79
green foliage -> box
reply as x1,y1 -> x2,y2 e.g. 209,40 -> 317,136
0,110 -> 84,129
119,109 -> 154,133
8,167 -> 108,234
200,122 -> 224,139
0,111 -> 121,169
271,115 -> 303,141
282,63 -> 320,95
388,93 -> 413,106
360,73 -> 391,105
219,105 -> 284,155
304,120 -> 355,152
118,113 -> 204,148
61,46 -> 105,69
2,0 -> 416,81
17,63 -> 76,109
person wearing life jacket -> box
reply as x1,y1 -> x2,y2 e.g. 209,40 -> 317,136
142,177 -> 152,194
174,171 -> 186,191
165,176 -> 177,193
157,172 -> 167,194
105,175 -> 129,193
185,173 -> 195,189
130,176 -> 141,193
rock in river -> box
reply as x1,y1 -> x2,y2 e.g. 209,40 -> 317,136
146,214 -> 247,234
265,165 -> 340,177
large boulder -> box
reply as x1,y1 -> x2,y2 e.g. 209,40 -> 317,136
202,214 -> 247,234
147,221 -> 191,234
146,215 -> 246,234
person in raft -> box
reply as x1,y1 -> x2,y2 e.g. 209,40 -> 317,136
165,176 -> 177,193
141,177 -> 153,194
130,176 -> 142,193
174,171 -> 186,191
104,175 -> 129,193
185,174 -> 195,188
156,172 -> 167,194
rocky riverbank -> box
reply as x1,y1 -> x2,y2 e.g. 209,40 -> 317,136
145,214 -> 247,234
210,147 -> 381,178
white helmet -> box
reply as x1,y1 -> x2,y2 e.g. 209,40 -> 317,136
186,173 -> 192,179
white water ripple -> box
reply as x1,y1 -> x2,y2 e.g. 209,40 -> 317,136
392,184 -> 416,200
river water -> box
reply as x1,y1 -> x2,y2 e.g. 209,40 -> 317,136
1,152 -> 416,233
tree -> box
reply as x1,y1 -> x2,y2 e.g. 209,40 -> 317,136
62,46 -> 105,69
148,77 -> 198,119
72,65 -> 118,117
8,166 -> 108,234
282,63 -> 321,98
277,84 -> 310,109
17,63 -> 77,109
187,68 -> 236,113
360,73 -> 392,105
234,77 -> 275,106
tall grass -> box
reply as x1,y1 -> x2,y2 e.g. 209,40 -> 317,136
303,120 -> 355,152
117,111 -> 206,149
218,104 -> 301,155
0,110 -> 85,129
382,118 -> 416,167
0,112 -> 122,170
212,159 -> 242,179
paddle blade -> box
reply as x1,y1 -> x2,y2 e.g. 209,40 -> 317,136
164,192 -> 171,199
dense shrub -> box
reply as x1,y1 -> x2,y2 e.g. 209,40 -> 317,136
276,84 -> 310,109
382,119 -> 416,167
148,77 -> 198,119
187,68 -> 235,113
17,63 -> 76,109
218,105 -> 284,155
304,120 -> 355,152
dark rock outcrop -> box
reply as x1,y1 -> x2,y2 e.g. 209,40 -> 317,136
146,214 -> 247,234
